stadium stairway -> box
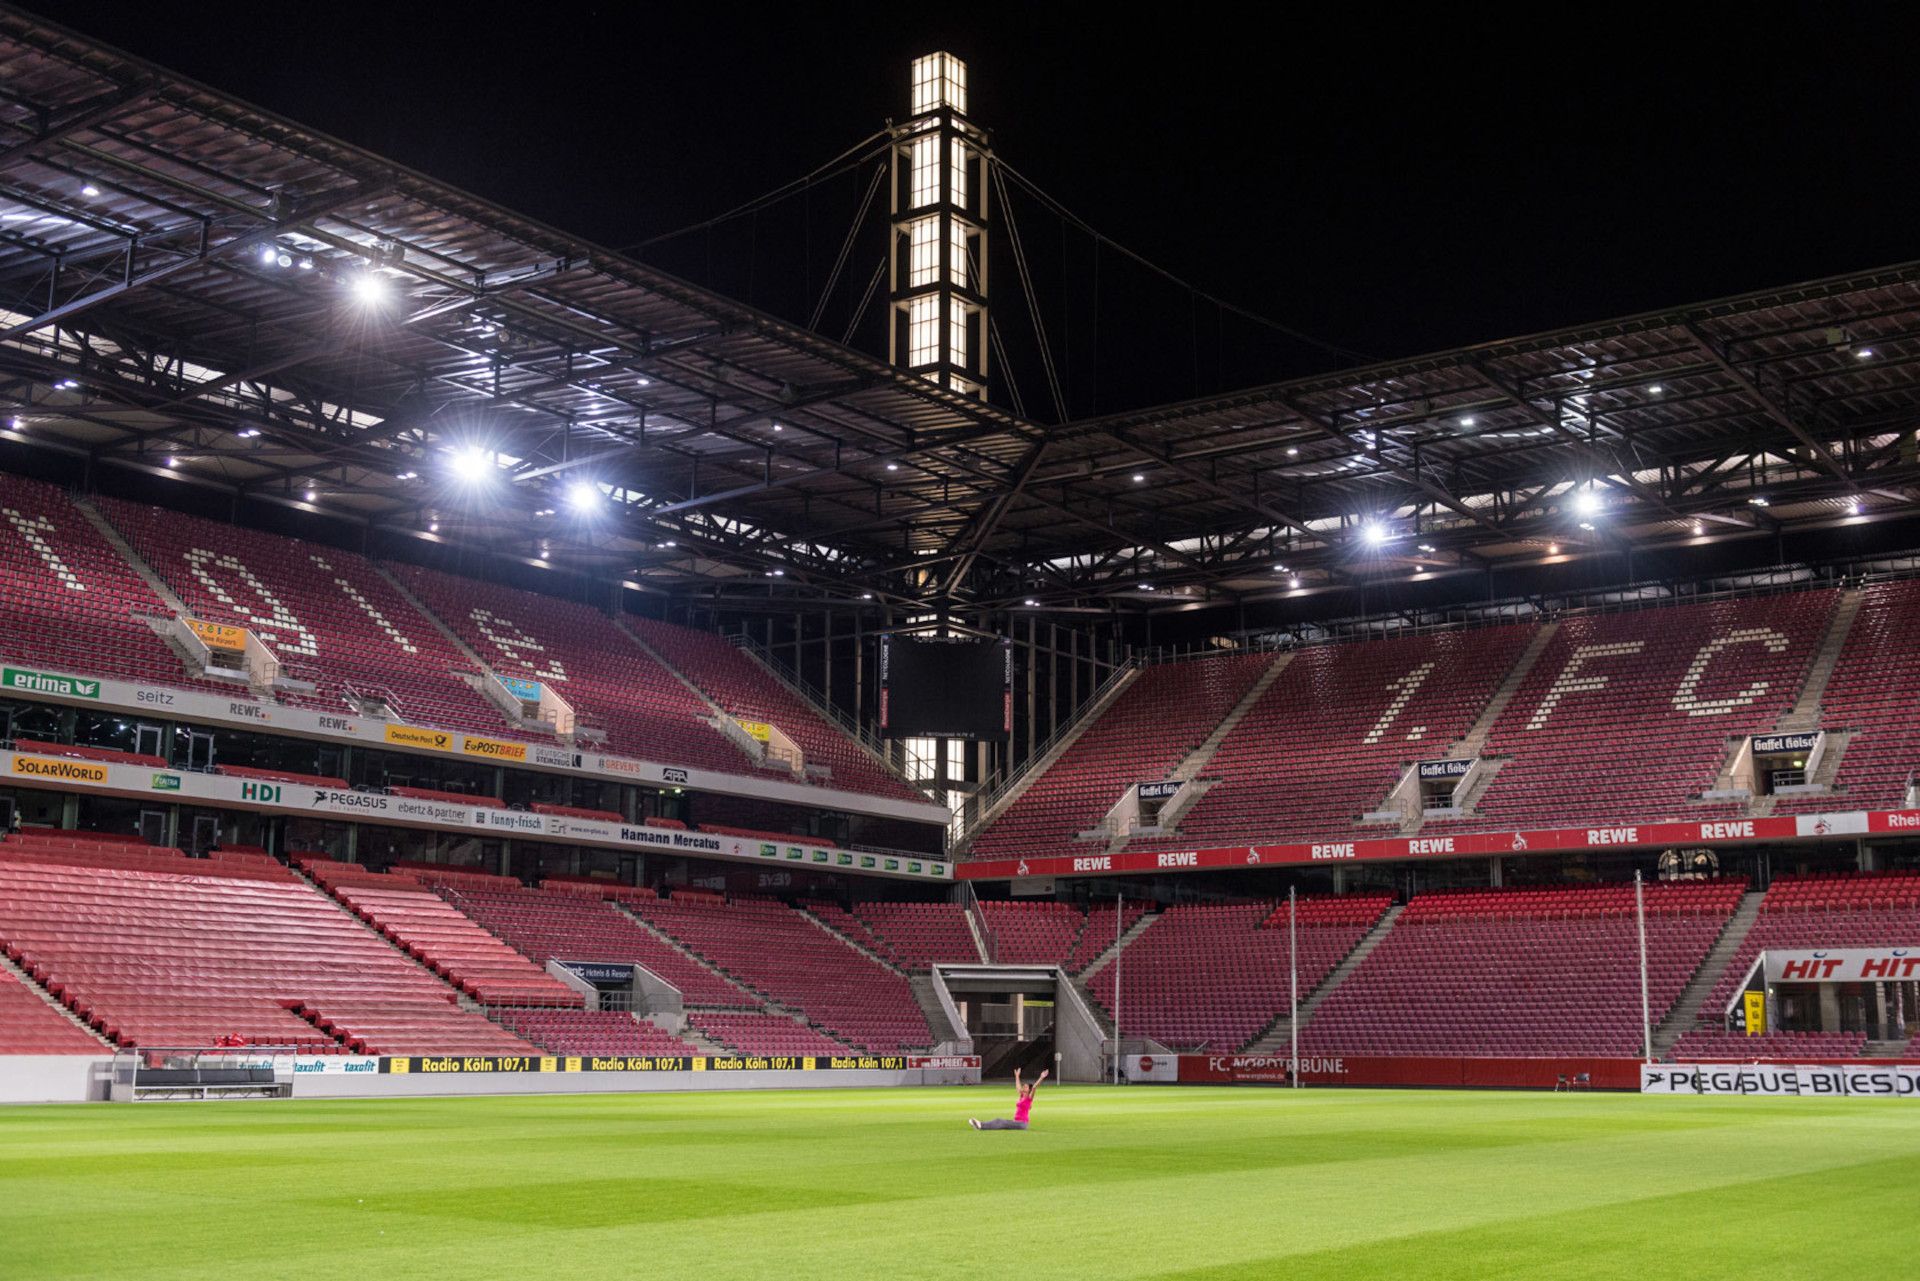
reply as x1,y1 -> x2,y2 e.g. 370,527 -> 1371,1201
0,952 -> 114,1051
1776,587 -> 1866,734
1651,889 -> 1764,1058
607,617 -> 767,768
799,904 -> 910,974
1124,651 -> 1295,846
957,662 -> 1141,848
906,972 -> 969,1046
69,496 -> 191,615
1245,902 -> 1404,1054
607,900 -> 768,1006
1070,909 -> 1165,1037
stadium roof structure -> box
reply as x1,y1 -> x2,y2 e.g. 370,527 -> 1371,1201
1,6 -> 1918,619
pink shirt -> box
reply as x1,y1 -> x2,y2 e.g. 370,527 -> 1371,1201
1014,1094 -> 1033,1123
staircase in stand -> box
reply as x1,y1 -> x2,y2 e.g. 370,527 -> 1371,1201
1244,903 -> 1403,1053
1121,652 -> 1295,849
1777,588 -> 1864,733
959,663 -> 1142,848
1652,889 -> 1765,1057
1455,622 -> 1562,759
0,952 -> 115,1048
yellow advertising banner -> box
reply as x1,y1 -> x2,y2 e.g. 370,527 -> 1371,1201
187,618 -> 246,651
384,724 -> 454,752
11,755 -> 109,784
460,734 -> 528,762
736,719 -> 773,743
1742,990 -> 1767,1036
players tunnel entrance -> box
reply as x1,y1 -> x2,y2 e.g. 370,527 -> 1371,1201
934,964 -> 1102,1080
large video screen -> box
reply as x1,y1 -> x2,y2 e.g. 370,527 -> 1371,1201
878,635 -> 1011,739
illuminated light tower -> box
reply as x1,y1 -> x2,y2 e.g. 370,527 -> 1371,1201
889,53 -> 989,400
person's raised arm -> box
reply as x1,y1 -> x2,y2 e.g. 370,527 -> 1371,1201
1014,1067 -> 1023,1096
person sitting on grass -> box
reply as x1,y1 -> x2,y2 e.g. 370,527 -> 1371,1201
970,1067 -> 1046,1131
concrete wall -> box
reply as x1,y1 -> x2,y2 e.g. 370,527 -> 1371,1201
0,1056 -> 110,1103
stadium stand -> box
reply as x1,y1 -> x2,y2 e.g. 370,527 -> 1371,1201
1444,593 -> 1836,829
628,894 -> 933,1052
0,837 -> 532,1053
298,859 -> 581,1008
849,900 -> 980,969
1775,580 -> 1920,812
0,963 -> 106,1053
969,652 -> 1273,857
1303,881 -> 1745,1057
1146,626 -> 1533,843
688,1011 -> 856,1057
497,1009 -> 700,1057
1670,1029 -> 1869,1060
623,615 -> 925,803
9,738 -> 166,768
426,879 -> 758,1009
976,899 -> 1085,966
93,496 -> 510,735
1067,899 -> 1152,973
0,475 -> 229,692
1088,894 -> 1391,1051
390,564 -> 749,772
1702,872 -> 1920,1014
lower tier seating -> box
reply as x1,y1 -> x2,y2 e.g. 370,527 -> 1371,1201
0,964 -> 106,1053
1703,872 -> 1920,1012
299,859 -> 580,1008
1304,881 -> 1745,1058
1088,895 -> 1391,1052
688,1011 -> 856,1057
497,1009 -> 698,1057
1670,1029 -> 1869,1060
849,901 -> 980,969
0,838 -> 501,1051
299,999 -> 539,1056
430,881 -> 758,1009
630,894 -> 931,1052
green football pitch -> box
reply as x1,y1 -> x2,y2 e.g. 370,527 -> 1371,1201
3,1085 -> 1914,1280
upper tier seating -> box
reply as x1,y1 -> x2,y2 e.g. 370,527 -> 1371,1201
429,881 -> 757,1008
1304,881 -> 1746,1057
0,474 -> 229,692
299,859 -> 580,1008
1445,593 -> 1835,830
622,615 -> 924,803
630,894 -> 931,1052
297,998 -> 540,1056
530,802 -> 624,823
970,653 -> 1274,857
1088,895 -> 1389,1052
850,901 -> 980,969
688,1011 -> 855,1057
0,963 -> 106,1054
977,899 -> 1085,966
94,496 -> 510,735
215,764 -> 349,789
1670,1029 -> 1869,1060
389,564 -> 749,773
1776,581 -> 1920,812
498,1009 -> 699,1057
1703,872 -> 1920,1012
0,838 -> 525,1052
1149,626 -> 1533,844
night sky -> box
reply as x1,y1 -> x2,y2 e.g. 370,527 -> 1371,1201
47,2 -> 1920,418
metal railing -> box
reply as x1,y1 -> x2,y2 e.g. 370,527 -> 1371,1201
959,655 -> 1138,841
